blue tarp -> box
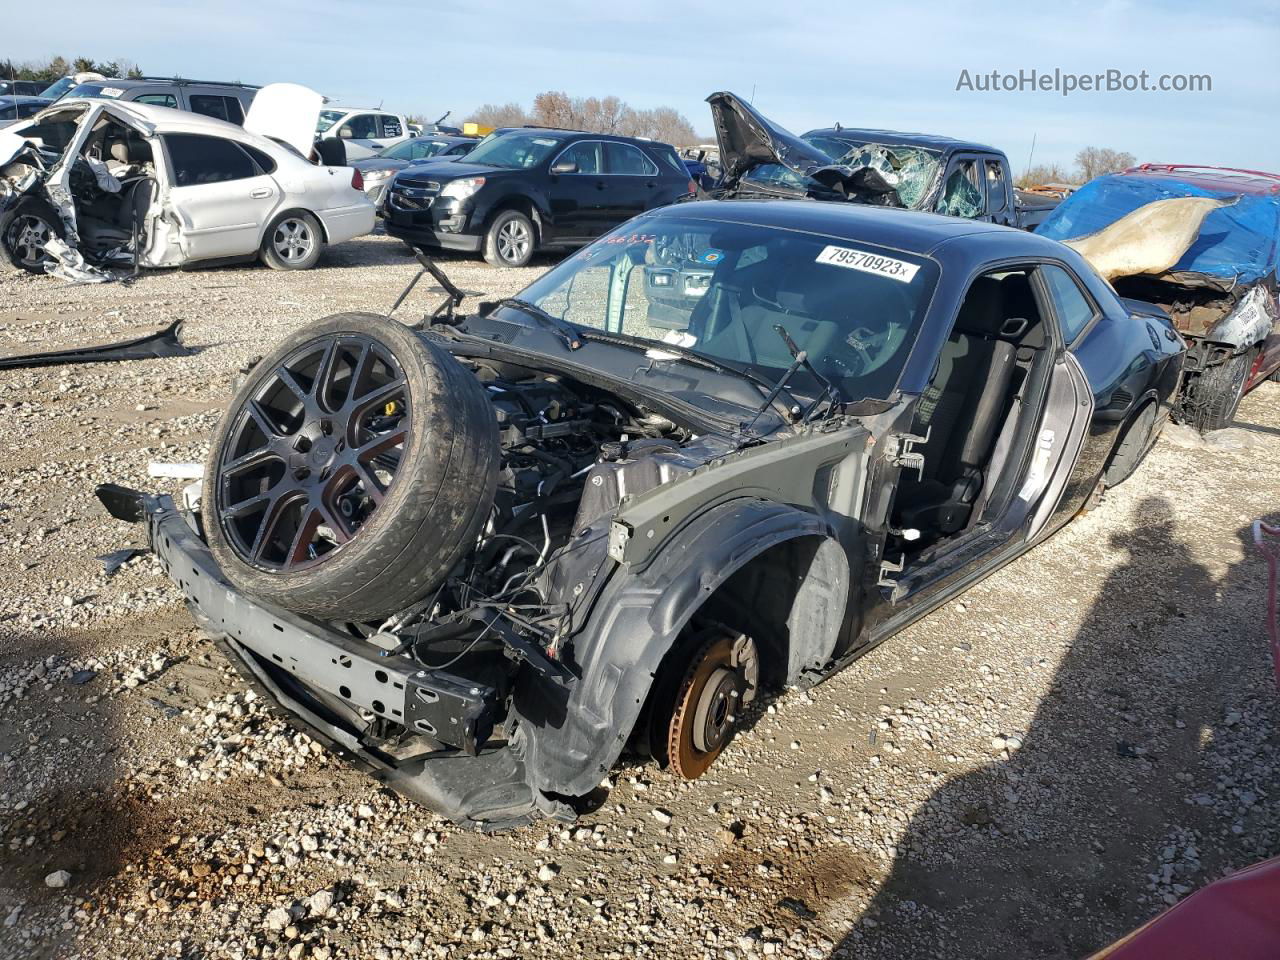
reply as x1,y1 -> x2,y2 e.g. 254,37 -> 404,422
1036,172 -> 1280,286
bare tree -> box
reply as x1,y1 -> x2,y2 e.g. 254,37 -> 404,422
468,102 -> 531,129
1074,146 -> 1136,183
1016,162 -> 1075,188
472,90 -> 699,145
531,91 -> 579,129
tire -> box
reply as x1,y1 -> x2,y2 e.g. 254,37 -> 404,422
203,312 -> 499,621
1103,401 -> 1159,487
1186,349 -> 1253,433
0,197 -> 64,274
482,209 -> 536,267
260,211 -> 324,271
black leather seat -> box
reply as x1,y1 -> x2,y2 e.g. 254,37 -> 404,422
898,277 -> 1021,535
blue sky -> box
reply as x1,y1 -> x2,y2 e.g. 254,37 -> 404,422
8,0 -> 1277,172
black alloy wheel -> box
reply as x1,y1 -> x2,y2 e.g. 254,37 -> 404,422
215,332 -> 410,571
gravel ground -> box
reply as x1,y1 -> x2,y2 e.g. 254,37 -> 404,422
1,233 -> 1278,960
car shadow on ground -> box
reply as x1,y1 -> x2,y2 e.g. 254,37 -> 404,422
321,232 -> 569,274
828,496 -> 1279,959
1230,418 -> 1280,439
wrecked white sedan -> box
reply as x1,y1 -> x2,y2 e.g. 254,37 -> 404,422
0,84 -> 374,278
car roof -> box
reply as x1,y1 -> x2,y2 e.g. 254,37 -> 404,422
47,98 -> 296,155
325,106 -> 401,115
491,126 -> 669,148
650,199 -> 1052,257
1120,163 -> 1280,195
803,127 -> 1000,156
77,77 -> 257,92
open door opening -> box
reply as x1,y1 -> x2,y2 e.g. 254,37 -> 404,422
887,266 -> 1058,566
66,114 -> 158,267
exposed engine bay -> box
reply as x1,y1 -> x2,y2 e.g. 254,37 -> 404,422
198,334 -> 726,762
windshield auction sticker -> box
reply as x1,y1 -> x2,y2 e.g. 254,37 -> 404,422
815,246 -> 920,283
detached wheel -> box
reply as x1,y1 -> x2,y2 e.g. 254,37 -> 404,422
664,627 -> 760,779
261,211 -> 324,270
0,197 -> 63,273
203,312 -> 499,621
1187,349 -> 1253,432
483,209 -> 535,267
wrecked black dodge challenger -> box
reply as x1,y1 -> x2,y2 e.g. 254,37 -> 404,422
99,200 -> 1185,828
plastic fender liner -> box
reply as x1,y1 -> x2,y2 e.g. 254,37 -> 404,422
511,498 -> 849,799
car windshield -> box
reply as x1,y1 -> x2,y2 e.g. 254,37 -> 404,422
382,139 -> 450,161
745,137 -> 944,209
66,83 -> 133,100
462,132 -> 563,170
505,215 -> 939,405
824,141 -> 944,209
12,105 -> 89,163
316,110 -> 346,133
38,77 -> 78,100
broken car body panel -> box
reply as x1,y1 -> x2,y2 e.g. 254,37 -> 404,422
99,201 -> 1185,828
0,320 -> 192,369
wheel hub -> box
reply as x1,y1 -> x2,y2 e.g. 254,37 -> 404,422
666,628 -> 759,779
691,666 -> 744,753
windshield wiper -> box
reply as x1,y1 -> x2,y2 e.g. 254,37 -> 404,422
576,327 -> 800,432
494,298 -> 583,351
742,325 -> 844,434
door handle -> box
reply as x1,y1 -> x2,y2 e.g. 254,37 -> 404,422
250,187 -> 272,199
594,180 -> 606,190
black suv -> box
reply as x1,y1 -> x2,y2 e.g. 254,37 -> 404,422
384,128 -> 694,266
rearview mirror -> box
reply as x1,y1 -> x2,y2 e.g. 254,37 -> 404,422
550,160 -> 577,175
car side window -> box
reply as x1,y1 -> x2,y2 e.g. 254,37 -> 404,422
984,160 -> 1007,214
342,114 -> 379,139
556,141 -> 603,175
189,94 -> 239,123
605,142 -> 659,176
938,158 -> 984,218
240,143 -> 277,174
653,145 -> 688,177
379,115 -> 402,138
1039,264 -> 1097,343
135,93 -> 177,108
164,133 -> 258,186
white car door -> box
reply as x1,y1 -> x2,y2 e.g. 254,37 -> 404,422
333,112 -> 384,160
163,132 -> 280,260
